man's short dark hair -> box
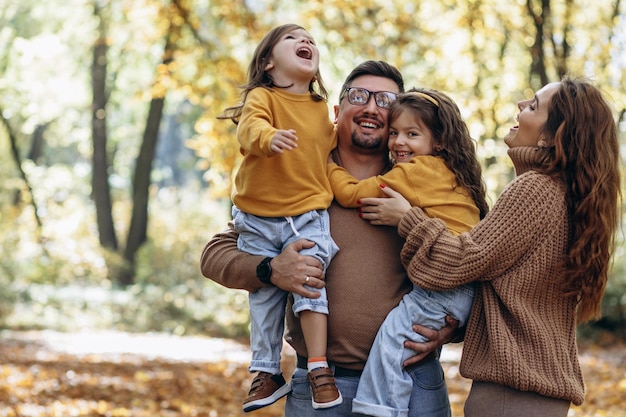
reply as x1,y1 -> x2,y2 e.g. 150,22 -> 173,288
339,61 -> 405,103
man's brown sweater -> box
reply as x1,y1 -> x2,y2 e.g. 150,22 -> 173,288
201,201 -> 412,370
398,146 -> 585,405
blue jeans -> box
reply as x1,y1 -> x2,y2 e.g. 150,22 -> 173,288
352,284 -> 474,417
285,361 -> 450,417
233,206 -> 339,373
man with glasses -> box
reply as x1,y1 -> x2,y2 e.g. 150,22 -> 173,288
201,60 -> 456,416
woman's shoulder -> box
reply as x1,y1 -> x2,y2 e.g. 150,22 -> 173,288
503,170 -> 565,205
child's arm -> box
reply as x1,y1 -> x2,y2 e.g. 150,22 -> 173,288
270,129 -> 298,153
327,161 -> 418,208
237,89 -> 288,157
327,162 -> 385,208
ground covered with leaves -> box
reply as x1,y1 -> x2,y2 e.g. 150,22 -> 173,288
0,330 -> 624,417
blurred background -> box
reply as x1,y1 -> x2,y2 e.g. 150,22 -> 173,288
1,0 -> 625,342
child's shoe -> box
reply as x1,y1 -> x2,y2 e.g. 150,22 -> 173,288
307,367 -> 343,409
242,371 -> 291,412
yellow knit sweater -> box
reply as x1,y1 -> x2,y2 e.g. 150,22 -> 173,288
234,87 -> 336,217
327,155 -> 479,234
398,146 -> 584,405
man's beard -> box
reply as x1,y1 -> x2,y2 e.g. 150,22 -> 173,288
351,131 -> 385,154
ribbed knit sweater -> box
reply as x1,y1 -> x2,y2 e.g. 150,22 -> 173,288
398,146 -> 585,405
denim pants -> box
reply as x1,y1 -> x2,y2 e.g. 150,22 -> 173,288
232,206 -> 339,373
352,284 -> 474,417
285,360 -> 450,417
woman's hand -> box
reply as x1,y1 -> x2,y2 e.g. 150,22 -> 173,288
270,239 -> 325,298
358,184 -> 412,226
402,316 -> 460,368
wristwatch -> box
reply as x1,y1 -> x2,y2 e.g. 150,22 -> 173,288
256,257 -> 274,285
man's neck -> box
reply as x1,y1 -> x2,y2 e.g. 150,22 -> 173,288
334,147 -> 388,180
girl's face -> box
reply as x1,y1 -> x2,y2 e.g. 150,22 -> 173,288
388,109 -> 435,163
505,82 -> 559,148
265,28 -> 319,83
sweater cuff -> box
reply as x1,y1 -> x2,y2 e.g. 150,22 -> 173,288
398,206 -> 427,238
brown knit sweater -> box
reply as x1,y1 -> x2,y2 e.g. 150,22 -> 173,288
398,146 -> 585,405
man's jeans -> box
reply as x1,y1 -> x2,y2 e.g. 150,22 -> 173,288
284,360 -> 451,417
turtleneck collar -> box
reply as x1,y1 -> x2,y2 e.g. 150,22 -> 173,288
507,146 -> 551,176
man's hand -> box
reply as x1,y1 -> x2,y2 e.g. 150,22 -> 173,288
402,316 -> 460,368
270,239 -> 324,298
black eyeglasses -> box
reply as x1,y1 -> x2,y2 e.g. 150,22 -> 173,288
340,87 -> 398,109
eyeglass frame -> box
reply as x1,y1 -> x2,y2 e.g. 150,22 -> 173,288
339,87 -> 398,109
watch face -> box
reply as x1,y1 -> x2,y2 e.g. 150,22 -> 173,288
257,258 -> 272,283
258,264 -> 270,277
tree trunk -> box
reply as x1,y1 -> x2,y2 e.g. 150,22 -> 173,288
91,1 -> 118,250
28,123 -> 48,164
0,107 -> 46,249
526,0 -> 550,87
120,33 -> 174,286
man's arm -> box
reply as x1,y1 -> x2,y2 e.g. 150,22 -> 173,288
200,222 -> 326,297
200,222 -> 264,292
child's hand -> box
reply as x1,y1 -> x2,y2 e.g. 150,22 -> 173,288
359,184 -> 412,226
270,129 -> 298,153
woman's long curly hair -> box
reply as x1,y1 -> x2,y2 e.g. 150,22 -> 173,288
218,24 -> 329,124
536,77 -> 621,323
389,88 -> 490,220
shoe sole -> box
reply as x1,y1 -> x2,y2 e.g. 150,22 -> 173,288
242,383 -> 292,412
312,392 -> 343,409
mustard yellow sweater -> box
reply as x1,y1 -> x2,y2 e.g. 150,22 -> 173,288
398,146 -> 584,405
233,87 -> 336,217
328,155 -> 479,234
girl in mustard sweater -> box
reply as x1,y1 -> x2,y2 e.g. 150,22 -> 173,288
327,88 -> 489,417
219,24 -> 340,412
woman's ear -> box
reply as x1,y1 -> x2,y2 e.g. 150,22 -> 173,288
264,61 -> 274,71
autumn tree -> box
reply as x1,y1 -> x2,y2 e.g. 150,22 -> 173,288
92,0 -> 118,251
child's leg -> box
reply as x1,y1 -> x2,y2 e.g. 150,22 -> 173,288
244,286 -> 291,412
286,209 -> 342,408
299,310 -> 328,360
293,291 -> 342,409
352,287 -> 434,417
248,286 -> 288,374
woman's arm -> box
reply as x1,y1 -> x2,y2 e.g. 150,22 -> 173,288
399,173 -> 564,290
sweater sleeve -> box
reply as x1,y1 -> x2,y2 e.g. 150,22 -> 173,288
199,222 -> 265,292
327,159 -> 432,208
398,172 -> 563,290
237,89 -> 277,157
327,163 -> 384,207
